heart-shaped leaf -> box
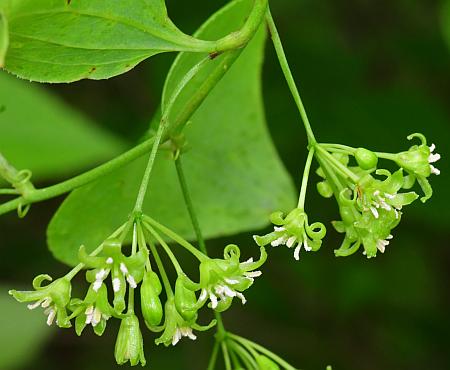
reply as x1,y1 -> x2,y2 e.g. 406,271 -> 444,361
47,0 -> 296,266
0,0 -> 218,82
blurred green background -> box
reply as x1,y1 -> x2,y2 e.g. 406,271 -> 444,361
1,0 -> 449,369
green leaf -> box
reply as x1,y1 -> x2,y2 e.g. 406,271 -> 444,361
0,10 -> 7,67
0,287 -> 52,369
47,0 -> 296,266
0,72 -> 126,180
0,0 -> 217,83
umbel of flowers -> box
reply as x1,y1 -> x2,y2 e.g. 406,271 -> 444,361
9,215 -> 267,366
254,133 -> 441,259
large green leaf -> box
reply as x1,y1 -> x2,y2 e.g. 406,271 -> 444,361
0,287 -> 52,369
0,72 -> 125,180
0,0 -> 218,82
47,0 -> 296,266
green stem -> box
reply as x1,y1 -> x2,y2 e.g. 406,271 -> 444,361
0,137 -> 154,216
144,223 -> 184,276
174,157 -> 207,254
222,342 -> 232,370
297,147 -> 315,208
173,155 -> 228,363
214,0 -> 268,52
127,223 -> 138,313
229,333 -> 298,370
143,216 -> 207,262
207,341 -> 220,370
133,56 -> 211,213
147,238 -> 174,299
316,145 -> 359,183
227,341 -> 257,370
266,8 -> 316,144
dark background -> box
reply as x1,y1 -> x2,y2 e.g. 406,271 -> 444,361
1,0 -> 449,369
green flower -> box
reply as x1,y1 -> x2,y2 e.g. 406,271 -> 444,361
393,133 -> 441,202
333,169 -> 418,258
9,274 -> 71,328
194,245 -> 267,312
69,284 -> 116,336
79,239 -> 148,312
155,297 -> 216,347
253,208 -> 326,260
115,314 -> 146,366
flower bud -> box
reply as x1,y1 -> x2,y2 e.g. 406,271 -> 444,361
355,148 -> 378,170
317,181 -> 333,198
175,276 -> 198,321
114,314 -> 146,366
141,271 -> 163,327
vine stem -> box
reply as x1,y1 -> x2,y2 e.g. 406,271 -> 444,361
173,156 -> 227,364
266,8 -> 316,145
297,147 -> 315,208
174,157 -> 207,254
133,55 -> 211,213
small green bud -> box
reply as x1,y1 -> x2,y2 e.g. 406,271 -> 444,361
355,148 -> 378,170
115,314 -> 146,367
140,271 -> 163,327
175,276 -> 198,321
317,181 -> 333,198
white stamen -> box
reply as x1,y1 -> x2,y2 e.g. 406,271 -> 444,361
199,289 -> 208,301
119,263 -> 128,274
127,275 -> 137,289
235,292 -> 247,305
112,278 -> 121,292
41,298 -> 51,308
373,190 -> 380,196
370,207 -> 379,219
209,293 -> 218,309
294,245 -> 301,260
274,226 -> 285,232
243,257 -> 254,264
46,309 -> 56,326
430,165 -> 440,175
180,327 -> 197,341
271,236 -> 287,247
27,300 -> 42,310
225,278 -> 239,285
430,144 -> 436,152
384,193 -> 395,199
286,236 -> 296,248
85,306 -> 94,324
172,329 -> 182,346
95,269 -> 107,281
303,239 -> 312,252
387,234 -> 393,240
394,209 -> 399,219
429,153 -> 441,163
92,307 -> 102,326
93,280 -> 103,292
106,257 -> 114,264
245,271 -> 262,278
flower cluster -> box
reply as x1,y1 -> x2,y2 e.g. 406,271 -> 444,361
9,215 -> 267,366
254,133 -> 440,260
316,133 -> 440,258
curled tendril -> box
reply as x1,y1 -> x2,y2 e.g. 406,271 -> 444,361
224,244 -> 241,260
17,202 -> 31,218
14,169 -> 33,185
407,132 -> 427,145
32,274 -> 53,289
